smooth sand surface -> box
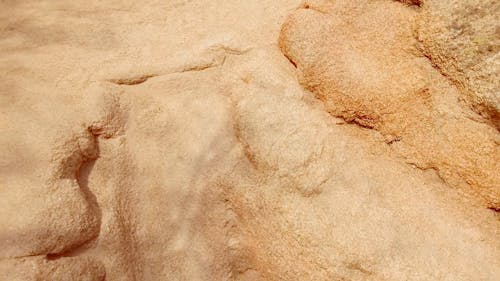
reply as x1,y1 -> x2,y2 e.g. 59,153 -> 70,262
1,1 -> 499,280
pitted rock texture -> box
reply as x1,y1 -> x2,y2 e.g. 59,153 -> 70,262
1,0 -> 499,280
418,0 -> 500,128
279,0 -> 500,209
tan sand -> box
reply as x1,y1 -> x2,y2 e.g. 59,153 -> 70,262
0,1 -> 498,280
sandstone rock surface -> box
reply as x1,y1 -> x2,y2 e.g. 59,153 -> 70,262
1,1 -> 499,280
418,0 -> 500,128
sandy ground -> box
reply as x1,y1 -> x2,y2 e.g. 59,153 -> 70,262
0,1 -> 499,280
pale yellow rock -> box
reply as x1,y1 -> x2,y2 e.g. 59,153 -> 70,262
0,256 -> 105,281
0,0 -> 499,281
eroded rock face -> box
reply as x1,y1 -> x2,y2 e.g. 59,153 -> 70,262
279,0 -> 500,209
418,0 -> 500,128
0,0 -> 499,280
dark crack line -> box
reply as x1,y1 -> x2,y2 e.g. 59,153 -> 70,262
106,45 -> 252,87
108,74 -> 158,85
